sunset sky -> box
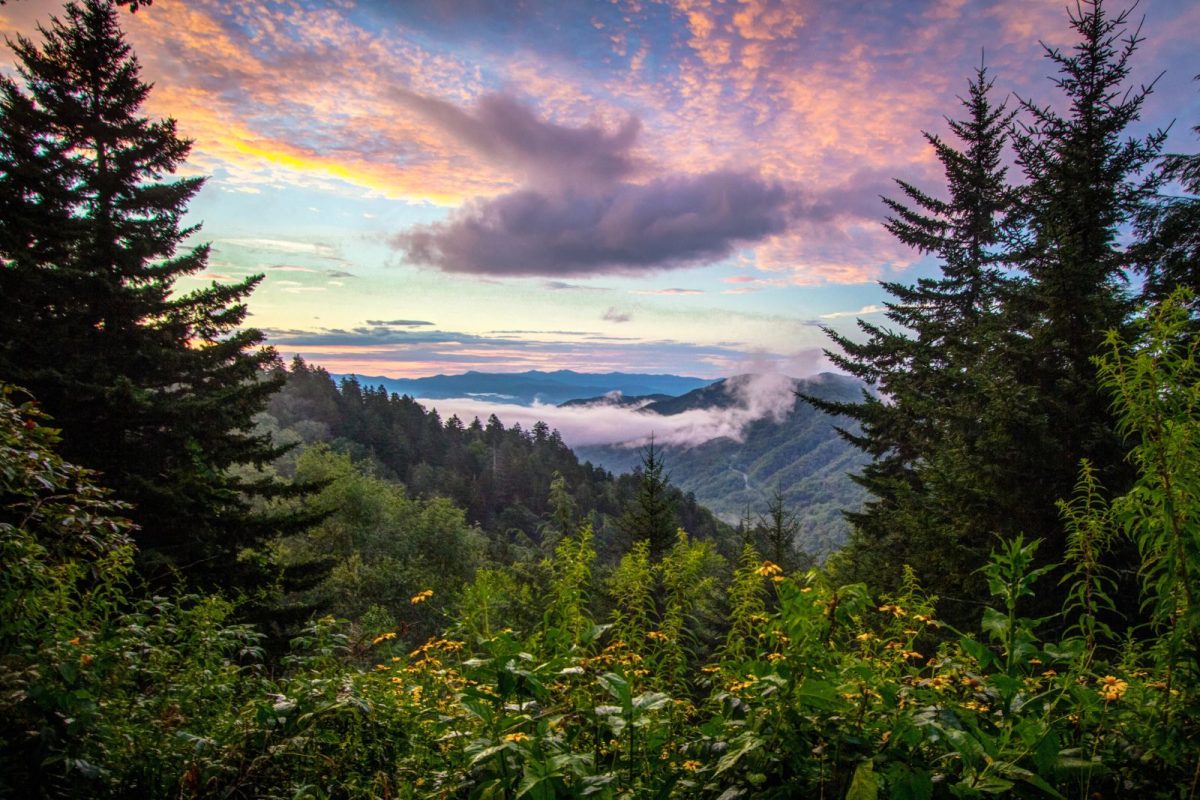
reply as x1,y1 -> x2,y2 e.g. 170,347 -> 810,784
2,0 -> 1197,379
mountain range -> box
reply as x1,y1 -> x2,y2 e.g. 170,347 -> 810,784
572,372 -> 867,556
334,370 -> 715,406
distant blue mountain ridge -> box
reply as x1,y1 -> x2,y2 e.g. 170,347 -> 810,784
332,369 -> 716,406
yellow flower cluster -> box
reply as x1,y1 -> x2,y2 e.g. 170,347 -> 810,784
647,630 -> 669,642
878,604 -> 906,617
1099,675 -> 1128,702
502,732 -> 529,743
372,631 -> 397,646
728,674 -> 758,692
410,589 -> 434,605
755,561 -> 782,577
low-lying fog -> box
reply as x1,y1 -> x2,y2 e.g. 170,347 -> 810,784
417,372 -> 830,449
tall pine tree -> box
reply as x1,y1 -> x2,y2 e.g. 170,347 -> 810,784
0,0 -> 291,586
813,66 -> 1022,610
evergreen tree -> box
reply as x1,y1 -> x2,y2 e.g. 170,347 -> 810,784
1002,0 -> 1165,613
0,0 -> 290,586
756,488 -> 805,573
617,437 -> 678,559
812,66 -> 1021,607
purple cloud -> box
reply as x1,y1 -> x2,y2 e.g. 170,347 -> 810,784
603,307 -> 632,323
396,169 -> 794,276
395,90 -> 641,190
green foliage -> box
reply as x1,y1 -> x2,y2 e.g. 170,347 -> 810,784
1096,289 -> 1200,727
1058,460 -> 1118,661
275,444 -> 486,643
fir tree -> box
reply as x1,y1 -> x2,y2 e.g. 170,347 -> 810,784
812,66 -> 1021,608
617,437 -> 678,560
1003,0 -> 1165,612
0,0 -> 291,586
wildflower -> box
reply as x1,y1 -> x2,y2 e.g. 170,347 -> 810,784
878,604 -> 906,617
756,561 -> 783,577
682,760 -> 702,771
800,586 -> 813,593
410,589 -> 434,605
855,632 -> 875,642
372,631 -> 397,645
728,675 -> 758,692
701,665 -> 721,673
1042,669 -> 1057,678
647,630 -> 669,642
767,652 -> 785,662
67,637 -> 81,646
502,732 -> 530,743
1098,675 -> 1128,702
80,654 -> 93,666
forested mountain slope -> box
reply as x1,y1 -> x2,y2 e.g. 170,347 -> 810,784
575,373 -> 868,555
261,358 -> 734,562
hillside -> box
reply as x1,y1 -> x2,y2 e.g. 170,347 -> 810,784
574,372 -> 868,556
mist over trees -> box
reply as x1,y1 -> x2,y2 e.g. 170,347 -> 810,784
1,0 -> 1198,797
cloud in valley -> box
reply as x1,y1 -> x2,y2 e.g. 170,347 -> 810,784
417,371 -> 815,449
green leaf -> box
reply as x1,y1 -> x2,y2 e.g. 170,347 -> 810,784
598,672 -> 631,711
981,607 -> 1010,643
997,763 -> 1065,798
715,732 -> 764,775
632,691 -> 670,713
846,761 -> 878,800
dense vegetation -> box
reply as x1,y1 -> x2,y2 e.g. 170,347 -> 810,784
2,0 -> 1199,798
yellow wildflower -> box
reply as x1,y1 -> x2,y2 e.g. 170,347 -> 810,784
410,589 -> 434,605
682,760 -> 702,771
1098,675 -> 1128,702
502,732 -> 530,743
756,561 -> 783,577
372,631 -> 397,645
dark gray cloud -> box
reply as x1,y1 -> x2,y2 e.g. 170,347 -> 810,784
395,89 -> 640,191
396,170 -> 794,276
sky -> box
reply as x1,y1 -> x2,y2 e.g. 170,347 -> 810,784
2,0 -> 1198,380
